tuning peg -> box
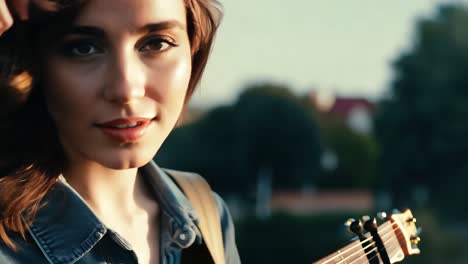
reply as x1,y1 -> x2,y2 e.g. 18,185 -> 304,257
345,218 -> 364,235
410,236 -> 421,245
392,208 -> 401,214
407,217 -> 417,223
345,218 -> 355,235
344,218 -> 355,227
361,215 -> 371,222
377,212 -> 387,220
363,217 -> 377,232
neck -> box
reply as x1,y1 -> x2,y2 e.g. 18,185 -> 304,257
62,162 -> 155,225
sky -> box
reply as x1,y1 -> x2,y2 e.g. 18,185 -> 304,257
190,0 -> 467,108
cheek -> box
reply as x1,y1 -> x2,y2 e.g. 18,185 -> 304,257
173,58 -> 192,90
43,60 -> 96,125
44,67 -> 72,121
147,54 -> 192,108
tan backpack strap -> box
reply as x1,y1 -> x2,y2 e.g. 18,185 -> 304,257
164,169 -> 226,264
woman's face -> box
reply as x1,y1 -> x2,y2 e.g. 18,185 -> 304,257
43,0 -> 192,169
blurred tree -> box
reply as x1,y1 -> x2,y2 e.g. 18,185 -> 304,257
156,82 -> 322,193
235,210 -> 464,264
317,119 -> 379,189
236,213 -> 351,264
375,4 -> 468,219
156,105 -> 246,193
234,83 -> 322,189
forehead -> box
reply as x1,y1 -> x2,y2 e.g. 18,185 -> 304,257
75,0 -> 187,29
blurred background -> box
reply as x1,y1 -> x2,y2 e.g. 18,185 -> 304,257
155,1 -> 468,263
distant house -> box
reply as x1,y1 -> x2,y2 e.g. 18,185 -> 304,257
270,190 -> 374,214
309,91 -> 377,173
309,91 -> 375,135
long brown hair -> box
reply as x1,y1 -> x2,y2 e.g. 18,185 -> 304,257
0,0 -> 222,250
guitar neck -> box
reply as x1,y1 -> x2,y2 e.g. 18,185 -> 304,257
314,239 -> 368,264
313,220 -> 405,264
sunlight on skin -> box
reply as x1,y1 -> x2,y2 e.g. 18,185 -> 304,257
35,1 -> 192,263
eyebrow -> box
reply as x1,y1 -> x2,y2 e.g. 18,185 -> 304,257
61,20 -> 186,37
136,20 -> 186,34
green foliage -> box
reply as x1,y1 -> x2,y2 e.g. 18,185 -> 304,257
235,211 -> 464,264
235,213 -> 353,263
375,4 -> 468,219
234,83 -> 322,189
317,118 -> 379,189
156,82 -> 322,193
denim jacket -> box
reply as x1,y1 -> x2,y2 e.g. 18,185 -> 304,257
0,161 -> 241,264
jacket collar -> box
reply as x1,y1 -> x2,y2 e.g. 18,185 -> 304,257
25,161 -> 200,264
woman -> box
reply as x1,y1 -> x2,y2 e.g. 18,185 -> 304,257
0,0 -> 240,263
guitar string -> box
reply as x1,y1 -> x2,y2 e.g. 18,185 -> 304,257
331,222 -> 405,264
341,225 -> 404,264
351,233 -> 403,264
342,226 -> 406,264
342,228 -> 403,264
378,228 -> 412,262
364,240 -> 405,264
383,243 -> 405,262
321,219 -> 416,264
319,228 -> 386,263
319,221 -> 399,264
320,228 -> 388,264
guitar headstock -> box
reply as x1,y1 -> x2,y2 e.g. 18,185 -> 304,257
346,209 -> 421,263
314,209 -> 421,264
390,209 -> 421,256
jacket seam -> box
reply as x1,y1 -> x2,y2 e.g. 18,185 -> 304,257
26,222 -> 106,264
26,223 -> 57,264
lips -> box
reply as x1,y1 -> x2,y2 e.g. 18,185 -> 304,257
95,117 -> 153,143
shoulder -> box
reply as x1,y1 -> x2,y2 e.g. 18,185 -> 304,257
212,192 -> 233,234
211,192 -> 241,264
163,168 -> 232,229
163,168 -> 241,263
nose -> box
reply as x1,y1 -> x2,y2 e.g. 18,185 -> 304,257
103,48 -> 145,104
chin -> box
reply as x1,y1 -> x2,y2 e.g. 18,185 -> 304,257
95,145 -> 159,170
